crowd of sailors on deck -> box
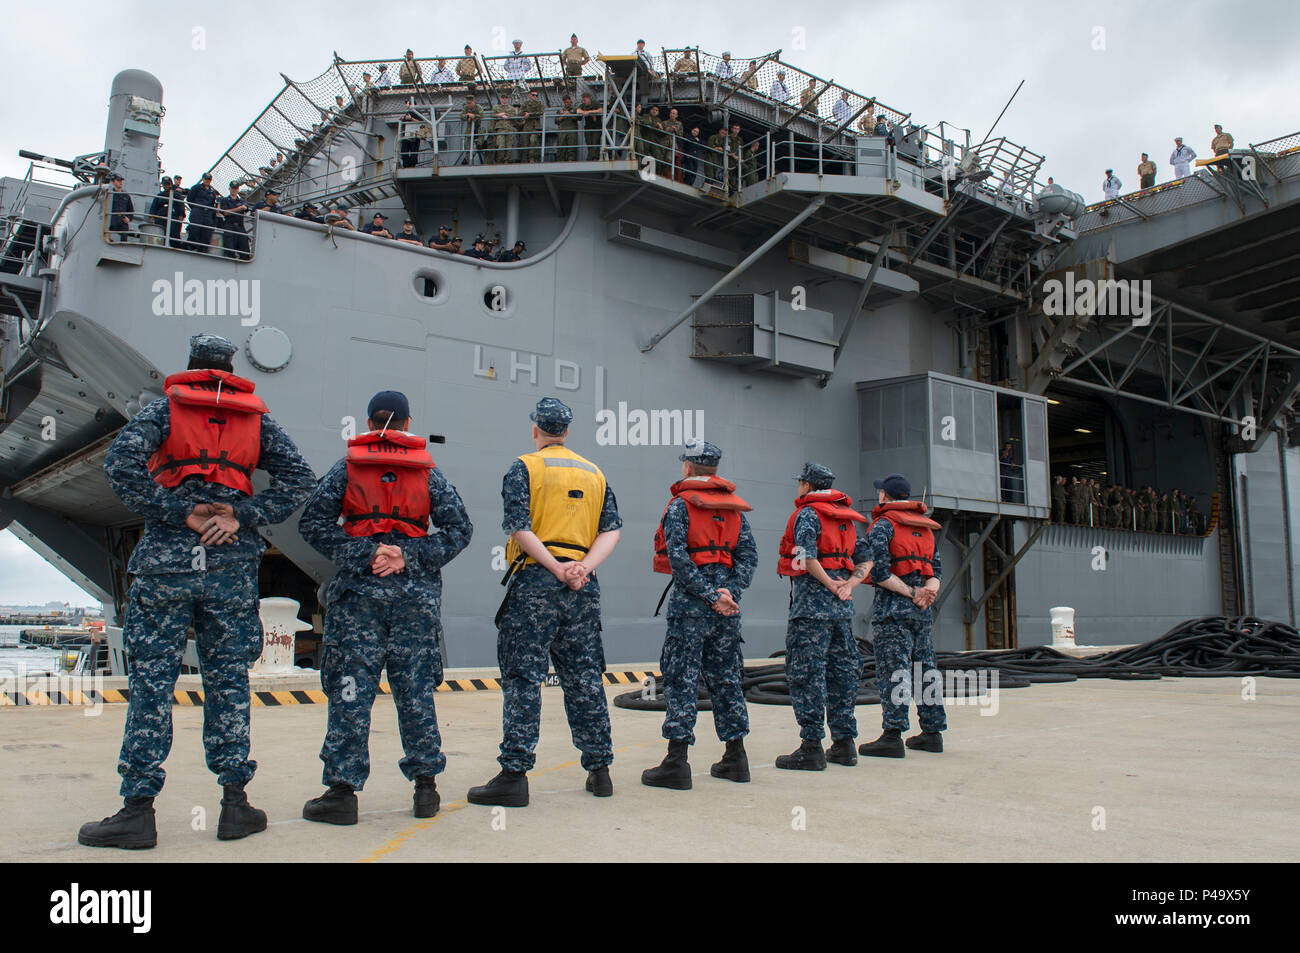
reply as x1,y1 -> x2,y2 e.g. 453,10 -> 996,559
1051,475 -> 1207,535
1101,125 -> 1237,200
105,173 -> 529,263
226,34 -> 917,198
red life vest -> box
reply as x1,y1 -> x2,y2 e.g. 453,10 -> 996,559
341,431 -> 435,537
652,476 -> 752,574
777,490 -> 868,576
149,370 -> 266,495
870,500 -> 941,578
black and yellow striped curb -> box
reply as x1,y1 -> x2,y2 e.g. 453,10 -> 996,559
0,671 -> 659,707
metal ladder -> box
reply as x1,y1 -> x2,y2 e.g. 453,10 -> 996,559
981,520 -> 1017,649
1212,435 -> 1242,615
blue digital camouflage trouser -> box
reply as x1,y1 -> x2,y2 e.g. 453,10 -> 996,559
660,616 -> 750,745
496,572 -> 613,773
873,618 -> 948,733
319,590 -> 446,789
118,567 -> 262,798
786,618 -> 860,742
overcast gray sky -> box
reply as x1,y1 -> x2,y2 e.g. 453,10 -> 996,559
2,0 -> 1297,195
1,0 -> 1297,603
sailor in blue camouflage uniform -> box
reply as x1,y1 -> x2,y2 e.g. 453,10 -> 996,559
775,463 -> 872,770
641,440 -> 757,790
860,472 -> 947,758
298,391 -> 472,824
79,333 -> 315,850
468,398 -> 622,807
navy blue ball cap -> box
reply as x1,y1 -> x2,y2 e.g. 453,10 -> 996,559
367,390 -> 410,421
530,396 -> 573,435
873,472 -> 912,499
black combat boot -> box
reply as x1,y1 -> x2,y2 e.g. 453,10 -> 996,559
585,766 -> 613,797
906,730 -> 944,753
858,729 -> 905,758
467,770 -> 529,807
826,737 -> 858,766
710,738 -> 751,782
413,777 -> 440,817
217,784 -> 268,840
303,783 -> 359,825
77,796 -> 157,849
775,738 -> 828,771
641,740 -> 692,790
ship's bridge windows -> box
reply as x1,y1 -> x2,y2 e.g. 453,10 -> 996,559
412,268 -> 446,303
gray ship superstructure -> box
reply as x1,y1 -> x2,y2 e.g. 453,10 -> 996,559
3,47 -> 1299,666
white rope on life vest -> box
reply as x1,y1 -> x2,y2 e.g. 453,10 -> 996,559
215,379 -> 223,405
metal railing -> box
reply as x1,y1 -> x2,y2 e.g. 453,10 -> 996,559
999,462 -> 1026,503
1,160 -> 79,274
98,186 -> 260,261
206,45 -> 942,196
1051,492 -> 1207,535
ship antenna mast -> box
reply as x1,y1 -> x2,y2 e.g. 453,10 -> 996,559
973,79 -> 1024,150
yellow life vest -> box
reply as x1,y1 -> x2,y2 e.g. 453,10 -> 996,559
503,445 -> 606,569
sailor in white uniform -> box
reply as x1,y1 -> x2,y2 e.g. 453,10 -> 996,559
1102,169 -> 1122,199
1170,137 -> 1197,178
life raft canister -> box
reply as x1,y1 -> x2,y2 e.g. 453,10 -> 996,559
503,445 -> 607,569
148,369 -> 266,495
776,490 -> 867,577
341,430 -> 434,537
652,476 -> 752,574
869,499 -> 941,578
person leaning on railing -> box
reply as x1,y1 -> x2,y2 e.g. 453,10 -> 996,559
576,92 -> 602,159
325,204 -> 355,230
149,176 -> 186,248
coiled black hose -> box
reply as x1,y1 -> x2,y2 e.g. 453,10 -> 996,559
612,616 -> 1300,710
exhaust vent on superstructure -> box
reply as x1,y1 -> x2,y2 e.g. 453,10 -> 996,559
607,220 -> 737,270
691,293 -> 836,377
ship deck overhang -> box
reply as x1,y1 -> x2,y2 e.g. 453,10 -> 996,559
1030,141 -> 1300,443
395,160 -> 1050,310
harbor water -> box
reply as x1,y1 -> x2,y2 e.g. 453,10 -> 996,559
0,625 -> 65,677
